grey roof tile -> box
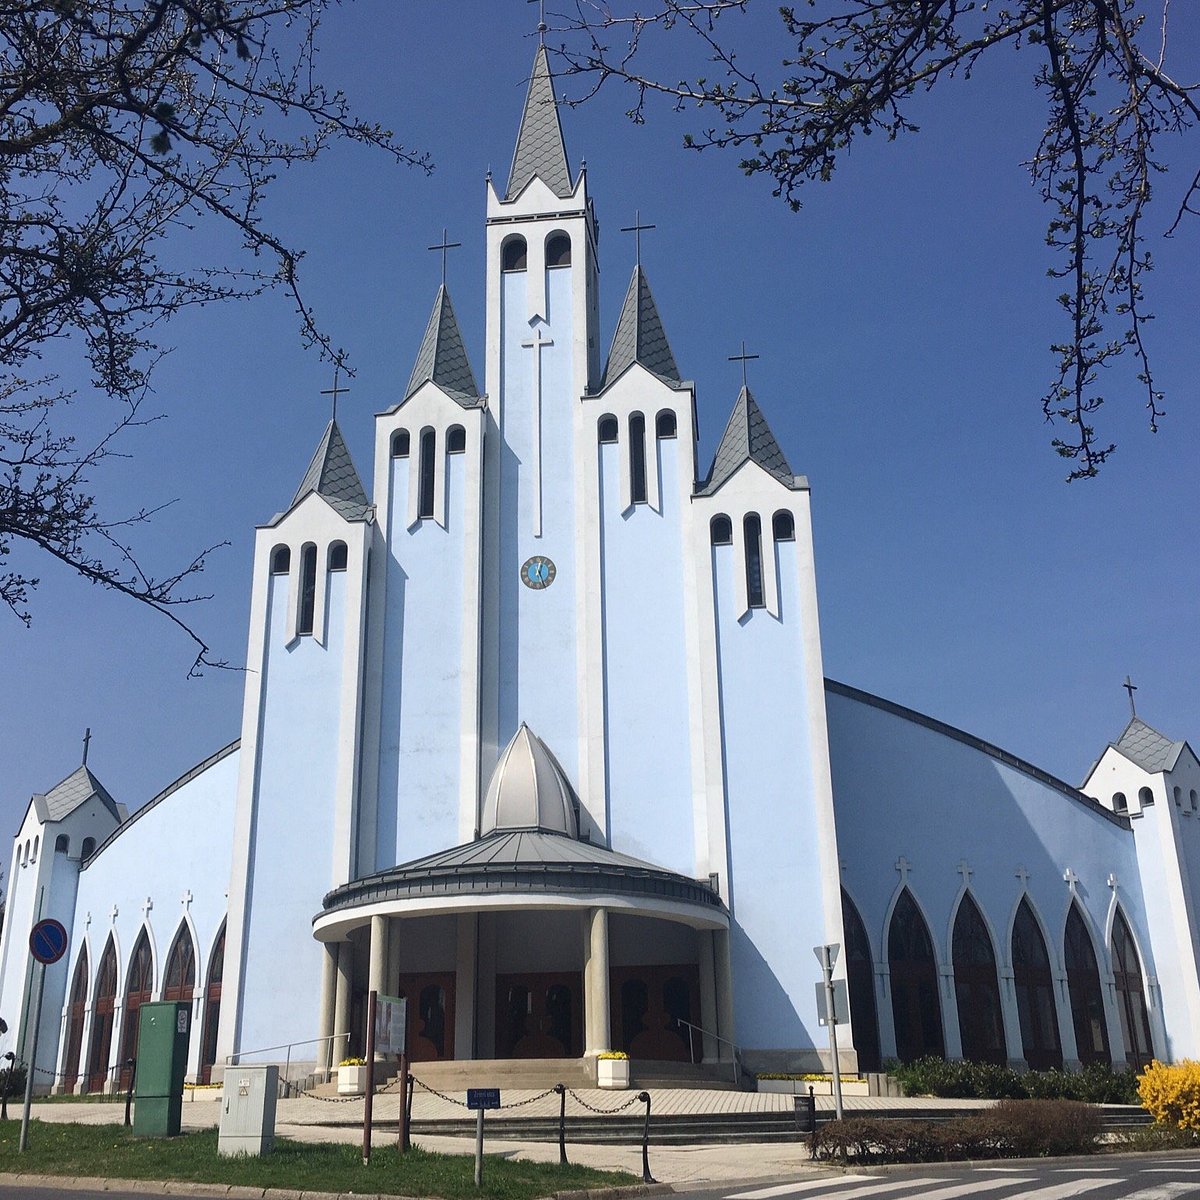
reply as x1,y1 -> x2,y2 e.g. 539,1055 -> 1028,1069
506,45 -> 573,201
291,420 -> 371,521
32,765 -> 122,825
698,386 -> 798,495
1112,717 -> 1187,774
600,266 -> 681,389
404,285 -> 482,408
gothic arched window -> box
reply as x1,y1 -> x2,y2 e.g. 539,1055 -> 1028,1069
598,415 -> 618,444
1112,909 -> 1153,1069
1012,898 -> 1062,1069
63,948 -> 89,1092
119,931 -> 154,1089
710,515 -> 732,546
87,937 -> 118,1092
953,894 -> 1006,1063
163,925 -> 196,1003
842,890 -> 881,1072
888,889 -> 944,1062
391,429 -> 410,458
1065,904 -> 1110,1065
655,410 -> 677,439
629,413 -> 647,504
744,514 -> 765,608
418,428 -> 436,520
199,923 -> 226,1084
545,232 -> 571,267
298,542 -> 317,635
502,235 -> 527,272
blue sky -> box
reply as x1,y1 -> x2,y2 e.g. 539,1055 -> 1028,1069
3,1 -> 1198,833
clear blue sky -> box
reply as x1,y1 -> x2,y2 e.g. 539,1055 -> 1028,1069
4,1 -> 1198,834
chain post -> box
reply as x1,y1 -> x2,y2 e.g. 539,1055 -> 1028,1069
637,1090 -> 655,1184
553,1082 -> 567,1163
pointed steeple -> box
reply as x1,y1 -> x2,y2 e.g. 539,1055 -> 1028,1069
404,285 -> 482,408
506,45 -> 573,201
291,420 -> 371,521
600,265 -> 681,389
699,386 -> 798,495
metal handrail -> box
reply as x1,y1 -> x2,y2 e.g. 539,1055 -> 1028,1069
226,1031 -> 350,1092
675,1017 -> 744,1087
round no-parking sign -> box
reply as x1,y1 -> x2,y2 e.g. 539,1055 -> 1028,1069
29,919 -> 68,965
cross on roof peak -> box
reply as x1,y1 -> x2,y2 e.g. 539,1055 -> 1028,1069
729,340 -> 759,389
1123,675 -> 1138,717
620,209 -> 656,268
527,0 -> 547,41
320,360 -> 350,421
81,726 -> 91,766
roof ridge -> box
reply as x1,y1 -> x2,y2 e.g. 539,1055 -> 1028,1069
505,45 -> 573,201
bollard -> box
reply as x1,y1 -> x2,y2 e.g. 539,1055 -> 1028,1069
123,1059 -> 136,1128
553,1082 -> 567,1164
637,1090 -> 655,1184
807,1085 -> 816,1133
404,1072 -> 414,1152
1,1051 -> 14,1121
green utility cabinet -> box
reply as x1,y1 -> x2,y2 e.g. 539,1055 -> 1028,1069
132,1000 -> 190,1136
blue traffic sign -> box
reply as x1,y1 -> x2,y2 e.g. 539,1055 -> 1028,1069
29,919 -> 68,965
466,1087 -> 500,1110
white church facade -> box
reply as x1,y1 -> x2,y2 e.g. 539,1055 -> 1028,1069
4,48 -> 1200,1094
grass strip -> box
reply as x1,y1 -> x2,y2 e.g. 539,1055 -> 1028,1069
0,1121 -> 636,1199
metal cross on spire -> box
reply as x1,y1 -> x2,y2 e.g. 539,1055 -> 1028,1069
527,0 -> 547,41
620,210 -> 656,267
428,227 -> 461,287
82,727 -> 91,766
1123,675 -> 1138,717
728,340 -> 760,389
321,360 -> 349,421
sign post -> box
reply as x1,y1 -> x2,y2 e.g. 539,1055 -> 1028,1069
466,1088 -> 500,1186
361,990 -> 377,1165
813,943 -> 844,1121
20,919 -> 68,1152
375,994 -> 408,1151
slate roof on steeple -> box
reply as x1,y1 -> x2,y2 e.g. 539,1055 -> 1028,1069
1111,717 -> 1189,774
506,45 -> 573,201
31,765 -> 122,825
404,285 -> 482,408
291,420 -> 371,521
697,386 -> 801,495
600,266 -> 682,390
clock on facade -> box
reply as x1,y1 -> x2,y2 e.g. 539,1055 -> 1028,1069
520,556 -> 556,590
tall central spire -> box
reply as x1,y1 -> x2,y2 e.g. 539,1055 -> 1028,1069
506,45 -> 572,201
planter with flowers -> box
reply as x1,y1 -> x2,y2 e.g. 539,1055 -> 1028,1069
337,1057 -> 368,1095
597,1051 -> 630,1089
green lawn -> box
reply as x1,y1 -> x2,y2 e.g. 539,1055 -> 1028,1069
0,1121 -> 637,1199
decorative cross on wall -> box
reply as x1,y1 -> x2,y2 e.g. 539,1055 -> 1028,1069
895,856 -> 911,884
1014,866 -> 1031,887
142,896 -> 153,918
957,860 -> 973,886
84,911 -> 92,931
1063,867 -> 1080,893
1107,872 -> 1119,890
180,890 -> 193,910
110,905 -> 119,923
521,321 -> 554,538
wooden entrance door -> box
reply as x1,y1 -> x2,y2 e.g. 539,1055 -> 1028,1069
395,973 -> 455,1061
495,972 -> 582,1058
611,965 -> 700,1061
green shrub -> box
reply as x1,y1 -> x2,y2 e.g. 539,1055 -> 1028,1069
810,1100 -> 1102,1164
1113,1123 -> 1200,1151
885,1056 -> 1137,1103
0,1064 -> 27,1099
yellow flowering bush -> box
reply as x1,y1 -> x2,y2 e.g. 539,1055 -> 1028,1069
1138,1060 -> 1200,1130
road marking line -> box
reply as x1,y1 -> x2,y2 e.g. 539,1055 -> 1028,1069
786,1174 -> 1035,1200
1110,1186 -> 1200,1200
1003,1179 -> 1117,1199
728,1177 -> 939,1200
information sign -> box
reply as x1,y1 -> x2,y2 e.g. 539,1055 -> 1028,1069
467,1088 -> 501,1110
29,919 -> 68,965
814,979 -> 850,1026
375,994 -> 407,1056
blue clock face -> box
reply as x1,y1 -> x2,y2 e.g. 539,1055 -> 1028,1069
520,556 -> 556,590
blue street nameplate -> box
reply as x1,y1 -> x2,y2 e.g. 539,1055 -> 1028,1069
466,1087 -> 501,1110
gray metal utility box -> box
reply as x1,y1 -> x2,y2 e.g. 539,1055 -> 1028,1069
218,1064 -> 278,1157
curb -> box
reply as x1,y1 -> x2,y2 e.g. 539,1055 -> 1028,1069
0,1175 -> 672,1200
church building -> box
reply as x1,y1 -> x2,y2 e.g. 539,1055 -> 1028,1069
3,46 -> 1200,1093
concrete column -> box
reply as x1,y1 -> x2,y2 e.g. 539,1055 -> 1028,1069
333,940 -> 352,1065
713,926 -> 735,1062
369,915 -> 387,995
388,919 -> 403,991
476,914 -> 497,1058
454,913 -> 479,1059
940,966 -> 964,1060
1055,969 -> 1081,1070
698,931 -> 719,1062
998,966 -> 1027,1070
318,941 -> 338,1076
583,907 -> 611,1055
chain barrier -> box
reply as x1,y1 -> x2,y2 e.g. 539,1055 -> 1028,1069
566,1087 -> 644,1115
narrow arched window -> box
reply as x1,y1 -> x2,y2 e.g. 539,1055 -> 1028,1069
163,925 -> 196,1003
199,923 -> 226,1085
418,428 -> 436,519
328,542 -> 348,571
744,514 -> 765,608
391,429 -> 410,458
87,938 -> 117,1092
1139,786 -> 1154,807
1112,909 -> 1153,1069
298,542 -> 317,635
81,836 -> 96,859
842,891 -> 880,1073
655,410 -> 677,439
1191,790 -> 1198,811
598,415 -> 618,444
710,515 -> 732,546
31,835 -> 38,861
629,413 -> 647,504
772,511 -> 795,541
119,931 -> 154,1090
1113,792 -> 1128,813
55,834 -> 69,854
953,894 -> 1006,1064
888,889 -> 945,1062
545,232 -> 571,267
63,948 -> 89,1092
1174,786 -> 1183,807
1065,904 -> 1110,1065
447,425 -> 466,454
502,235 -> 527,272
1012,898 -> 1062,1070
270,545 -> 290,575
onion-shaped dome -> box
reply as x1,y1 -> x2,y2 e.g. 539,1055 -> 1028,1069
481,724 -> 578,838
